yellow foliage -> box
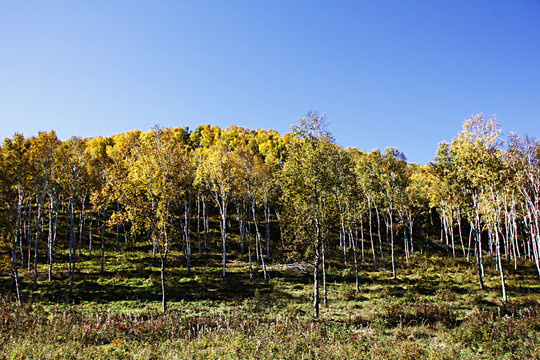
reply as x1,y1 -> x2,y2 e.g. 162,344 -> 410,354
0,254 -> 10,273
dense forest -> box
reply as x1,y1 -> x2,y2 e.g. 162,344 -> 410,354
1,112 -> 538,316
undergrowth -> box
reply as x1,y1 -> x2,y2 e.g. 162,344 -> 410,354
1,250 -> 539,359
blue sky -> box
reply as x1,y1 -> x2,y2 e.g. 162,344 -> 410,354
1,1 -> 539,164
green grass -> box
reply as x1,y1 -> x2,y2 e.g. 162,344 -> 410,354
1,242 -> 540,359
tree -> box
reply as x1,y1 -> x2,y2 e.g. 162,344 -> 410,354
234,144 -> 270,281
114,127 -> 188,312
27,131 -> 58,289
87,135 -> 117,274
352,149 -> 382,271
54,136 -> 88,298
405,164 -> 431,256
506,134 -> 540,275
280,111 -> 344,317
380,147 -> 408,278
450,114 -> 507,300
0,133 -> 30,304
195,139 -> 239,286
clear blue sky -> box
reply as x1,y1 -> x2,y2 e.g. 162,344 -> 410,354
1,1 -> 539,164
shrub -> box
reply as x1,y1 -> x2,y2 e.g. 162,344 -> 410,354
454,305 -> 540,359
377,298 -> 458,328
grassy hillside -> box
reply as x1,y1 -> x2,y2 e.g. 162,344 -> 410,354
1,238 -> 539,359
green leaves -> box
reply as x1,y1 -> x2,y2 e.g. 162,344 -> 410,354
281,112 -> 345,249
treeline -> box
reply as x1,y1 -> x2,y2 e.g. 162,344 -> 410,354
1,112 -> 539,316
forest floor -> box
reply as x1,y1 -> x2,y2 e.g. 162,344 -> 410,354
1,242 -> 540,359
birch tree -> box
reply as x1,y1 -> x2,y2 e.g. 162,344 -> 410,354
451,114 -> 507,299
380,147 -> 408,278
54,136 -> 88,298
27,131 -> 58,289
280,111 -> 343,318
114,127 -> 188,311
195,139 -> 239,286
0,133 -> 29,304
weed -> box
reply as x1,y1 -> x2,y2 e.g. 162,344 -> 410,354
454,305 -> 540,359
376,297 -> 458,328
1,248 -> 539,359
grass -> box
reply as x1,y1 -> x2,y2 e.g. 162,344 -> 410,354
1,238 -> 540,359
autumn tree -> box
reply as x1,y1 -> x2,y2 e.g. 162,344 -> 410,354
380,147 -> 408,278
280,111 -> 344,317
195,139 -> 239,286
54,136 -> 88,297
27,131 -> 58,289
506,134 -> 540,275
351,149 -> 384,270
0,133 -> 29,304
404,164 -> 431,255
448,115 -> 507,300
114,127 -> 188,311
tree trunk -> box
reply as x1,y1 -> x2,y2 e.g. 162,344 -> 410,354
467,224 -> 473,265
494,221 -> 507,302
116,203 -> 120,251
389,206 -> 396,279
474,225 -> 485,290
27,199 -> 32,272
252,200 -> 268,283
511,212 -> 519,269
375,203 -> 384,258
123,223 -> 129,249
33,191 -> 45,290
203,199 -> 209,250
441,210 -> 446,248
47,193 -> 54,281
351,228 -> 359,292
160,254 -> 167,312
78,193 -> 87,258
49,191 -> 58,280
340,213 -> 347,264
457,208 -> 466,257
399,193 -> 409,263
236,202 -> 244,255
477,224 -> 485,277
88,213 -> 93,259
449,209 -> 456,257
360,215 -> 365,263
265,197 -> 271,259
367,197 -> 378,270
101,209 -> 106,275
313,230 -> 321,318
69,197 -> 76,298
402,212 -> 409,263
184,200 -> 191,273
275,208 -> 284,250
247,206 -> 253,280
487,226 -> 494,267
473,193 -> 485,277
408,211 -> 415,255
151,231 -> 157,257
10,193 -> 24,304
322,240 -> 327,307
219,198 -> 228,287
197,193 -> 202,256
11,240 -> 22,305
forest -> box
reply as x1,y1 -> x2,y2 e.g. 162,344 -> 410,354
1,112 -> 539,359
